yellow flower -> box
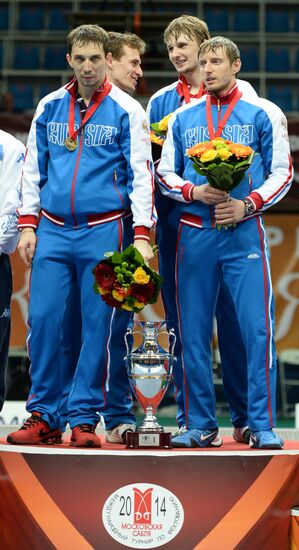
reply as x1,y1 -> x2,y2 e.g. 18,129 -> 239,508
200,149 -> 218,162
150,131 -> 164,146
134,300 -> 145,310
121,303 -> 134,311
112,290 -> 125,302
159,112 -> 173,132
99,286 -> 109,295
218,148 -> 233,161
133,267 -> 150,284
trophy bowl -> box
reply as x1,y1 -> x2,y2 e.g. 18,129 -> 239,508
125,321 -> 176,448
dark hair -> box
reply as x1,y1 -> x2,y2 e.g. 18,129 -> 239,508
67,24 -> 109,55
107,32 -> 146,59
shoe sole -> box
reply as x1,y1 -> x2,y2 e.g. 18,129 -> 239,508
7,435 -> 63,445
250,443 -> 283,450
233,436 -> 250,444
70,439 -> 101,448
172,436 -> 223,448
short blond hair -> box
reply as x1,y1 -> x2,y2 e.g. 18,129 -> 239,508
164,15 -> 210,48
199,36 -> 240,64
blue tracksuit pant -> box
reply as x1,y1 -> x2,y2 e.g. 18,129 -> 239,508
57,215 -> 135,431
26,216 -> 124,429
157,207 -> 248,429
176,216 -> 277,431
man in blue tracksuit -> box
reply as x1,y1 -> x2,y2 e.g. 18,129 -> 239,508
7,25 -> 155,448
158,36 -> 293,449
147,15 -> 257,443
58,31 -> 147,445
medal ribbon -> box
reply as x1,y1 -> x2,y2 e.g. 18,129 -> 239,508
179,75 -> 205,104
67,80 -> 112,141
206,90 -> 242,139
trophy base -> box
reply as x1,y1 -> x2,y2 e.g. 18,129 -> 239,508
126,431 -> 172,449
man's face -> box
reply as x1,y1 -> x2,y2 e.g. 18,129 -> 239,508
166,33 -> 200,75
199,47 -> 241,95
66,42 -> 107,93
106,46 -> 143,93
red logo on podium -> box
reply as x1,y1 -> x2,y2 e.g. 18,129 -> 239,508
133,487 -> 153,523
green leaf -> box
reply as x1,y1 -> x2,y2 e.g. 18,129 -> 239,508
93,281 -> 99,294
150,123 -> 166,136
110,251 -> 122,264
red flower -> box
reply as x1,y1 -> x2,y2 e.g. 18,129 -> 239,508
93,263 -> 116,292
101,294 -> 121,308
130,281 -> 155,303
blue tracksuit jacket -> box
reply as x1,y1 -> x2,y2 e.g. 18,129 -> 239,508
147,78 -> 259,429
157,84 -> 293,431
18,79 -> 155,428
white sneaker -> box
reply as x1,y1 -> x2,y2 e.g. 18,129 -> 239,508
105,423 -> 136,444
233,426 -> 251,444
172,425 -> 187,437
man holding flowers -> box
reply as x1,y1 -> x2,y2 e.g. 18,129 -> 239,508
56,31 -> 149,447
158,36 -> 293,449
7,25 -> 155,448
147,15 -> 258,444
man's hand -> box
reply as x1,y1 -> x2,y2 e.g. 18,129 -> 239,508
192,184 -> 229,204
18,229 -> 36,268
134,239 -> 154,262
215,198 -> 245,226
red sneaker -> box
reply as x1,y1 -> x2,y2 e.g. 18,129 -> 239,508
70,424 -> 101,448
7,411 -> 62,445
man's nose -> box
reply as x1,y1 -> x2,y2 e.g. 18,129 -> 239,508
170,46 -> 180,58
83,60 -> 92,71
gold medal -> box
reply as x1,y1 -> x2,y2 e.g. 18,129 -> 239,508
64,136 -> 78,151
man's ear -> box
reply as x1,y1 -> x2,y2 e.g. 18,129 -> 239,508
106,52 -> 113,68
232,58 -> 241,75
66,53 -> 73,69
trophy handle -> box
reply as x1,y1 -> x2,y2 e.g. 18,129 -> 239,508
124,326 -> 133,355
125,325 -> 152,354
156,328 -> 176,356
168,328 -> 176,356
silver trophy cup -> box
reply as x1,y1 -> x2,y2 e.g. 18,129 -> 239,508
125,321 -> 176,448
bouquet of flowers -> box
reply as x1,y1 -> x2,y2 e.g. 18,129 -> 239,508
93,245 -> 163,313
186,137 -> 254,192
150,112 -> 173,148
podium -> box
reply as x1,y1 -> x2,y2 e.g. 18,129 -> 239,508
0,436 -> 299,549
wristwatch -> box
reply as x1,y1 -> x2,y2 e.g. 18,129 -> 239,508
243,198 -> 255,217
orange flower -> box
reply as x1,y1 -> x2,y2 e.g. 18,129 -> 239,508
186,142 -> 214,157
227,143 -> 253,159
150,131 -> 164,146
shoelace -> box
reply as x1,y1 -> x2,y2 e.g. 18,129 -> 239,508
77,424 -> 95,434
21,414 -> 43,431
